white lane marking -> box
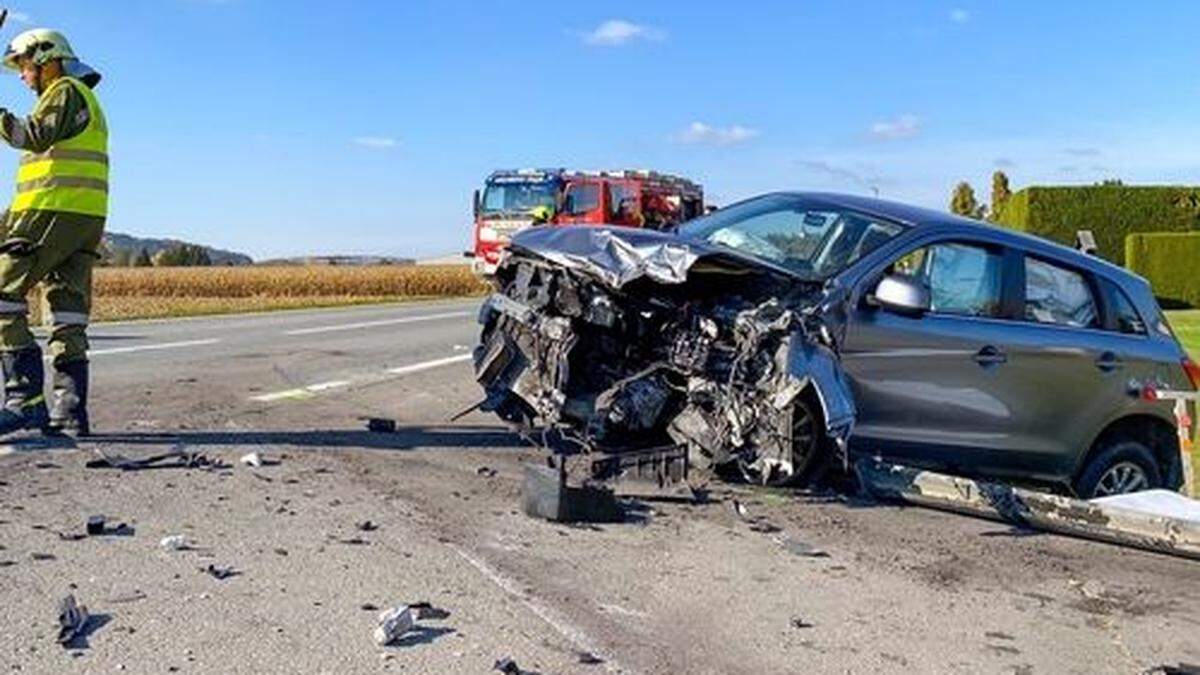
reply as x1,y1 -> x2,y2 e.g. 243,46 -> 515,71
386,353 -> 472,375
251,379 -> 352,402
250,354 -> 471,402
283,311 -> 472,336
452,545 -> 628,674
305,380 -> 351,392
49,338 -> 222,361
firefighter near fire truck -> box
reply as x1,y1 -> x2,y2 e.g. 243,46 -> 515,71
0,27 -> 107,438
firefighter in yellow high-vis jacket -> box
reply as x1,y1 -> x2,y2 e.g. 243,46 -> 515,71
0,28 -> 107,437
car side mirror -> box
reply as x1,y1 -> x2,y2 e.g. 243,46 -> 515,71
872,274 -> 930,316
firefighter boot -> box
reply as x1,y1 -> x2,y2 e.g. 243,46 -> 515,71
47,360 -> 89,437
0,347 -> 49,436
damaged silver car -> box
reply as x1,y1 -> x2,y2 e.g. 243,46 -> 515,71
475,192 -> 1197,496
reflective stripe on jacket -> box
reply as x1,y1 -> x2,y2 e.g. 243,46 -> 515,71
12,77 -> 108,217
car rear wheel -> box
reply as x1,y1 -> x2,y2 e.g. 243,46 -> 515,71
1073,439 -> 1162,499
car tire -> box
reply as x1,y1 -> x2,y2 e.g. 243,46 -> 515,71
735,396 -> 828,487
1073,439 -> 1163,499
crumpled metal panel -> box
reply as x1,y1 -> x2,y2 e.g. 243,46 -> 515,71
786,337 -> 857,437
509,226 -> 700,289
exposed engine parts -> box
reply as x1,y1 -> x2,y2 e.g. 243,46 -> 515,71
474,228 -> 856,487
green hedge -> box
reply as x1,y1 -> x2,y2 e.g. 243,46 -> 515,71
995,186 -> 1200,265
1126,232 -> 1200,309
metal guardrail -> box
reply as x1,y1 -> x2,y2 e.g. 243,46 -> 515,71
1152,390 -> 1197,498
856,459 -> 1200,561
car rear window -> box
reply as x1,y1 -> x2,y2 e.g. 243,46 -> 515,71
1024,257 -> 1099,329
1100,278 -> 1147,335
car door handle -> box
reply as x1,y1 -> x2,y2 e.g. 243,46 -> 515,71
973,345 -> 1007,367
1095,351 -> 1124,372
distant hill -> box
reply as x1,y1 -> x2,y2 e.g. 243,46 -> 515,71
416,252 -> 472,266
256,255 -> 415,266
104,232 -> 254,266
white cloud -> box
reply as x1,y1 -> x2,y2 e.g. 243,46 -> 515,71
950,8 -> 970,23
581,19 -> 665,46
673,122 -> 760,146
1064,147 -> 1102,157
352,136 -> 397,149
993,157 -> 1016,169
7,10 -> 31,24
797,160 -> 888,192
868,114 -> 921,141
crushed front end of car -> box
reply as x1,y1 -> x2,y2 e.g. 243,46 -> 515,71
474,225 -> 856,486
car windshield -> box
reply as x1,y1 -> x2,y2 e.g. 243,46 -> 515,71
678,194 -> 906,278
480,182 -> 558,218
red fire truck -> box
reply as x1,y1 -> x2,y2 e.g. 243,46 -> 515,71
469,169 -> 703,276
556,170 -> 704,230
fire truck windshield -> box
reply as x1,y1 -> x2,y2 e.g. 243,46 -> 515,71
480,182 -> 557,218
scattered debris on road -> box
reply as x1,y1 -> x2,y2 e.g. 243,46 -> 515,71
774,535 -> 828,559
159,535 -> 191,551
240,452 -> 263,468
408,601 -> 450,620
493,657 -> 522,674
355,520 -> 379,532
1149,664 -> 1200,675
56,594 -> 89,646
87,448 -> 226,472
373,605 -> 416,646
202,564 -> 238,580
477,466 -> 498,478
577,651 -> 604,665
790,616 -> 814,629
521,464 -> 622,523
86,515 -> 105,536
367,418 -> 396,433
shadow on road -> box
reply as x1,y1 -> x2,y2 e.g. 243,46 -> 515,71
84,425 -> 529,452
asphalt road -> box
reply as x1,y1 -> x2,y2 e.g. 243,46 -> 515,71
2,299 -> 1200,674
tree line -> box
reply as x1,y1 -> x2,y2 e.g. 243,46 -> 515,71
949,171 -> 1124,221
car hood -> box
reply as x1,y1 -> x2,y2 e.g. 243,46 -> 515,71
507,225 -> 798,290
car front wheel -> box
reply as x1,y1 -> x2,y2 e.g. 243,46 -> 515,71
735,396 -> 827,487
1073,439 -> 1163,499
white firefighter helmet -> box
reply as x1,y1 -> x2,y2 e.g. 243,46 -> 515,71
3,28 -> 100,86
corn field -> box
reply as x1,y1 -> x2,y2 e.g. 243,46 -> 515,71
31,265 -> 489,322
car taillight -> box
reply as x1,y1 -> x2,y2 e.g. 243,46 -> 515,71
1183,357 -> 1200,391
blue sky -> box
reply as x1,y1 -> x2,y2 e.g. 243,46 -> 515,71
3,1 -> 1199,260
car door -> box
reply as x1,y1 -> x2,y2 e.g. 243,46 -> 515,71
840,239 -> 1026,475
988,254 -> 1136,479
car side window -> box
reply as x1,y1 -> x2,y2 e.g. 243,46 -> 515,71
1101,278 -> 1147,335
1024,257 -> 1099,328
891,242 -> 1004,318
